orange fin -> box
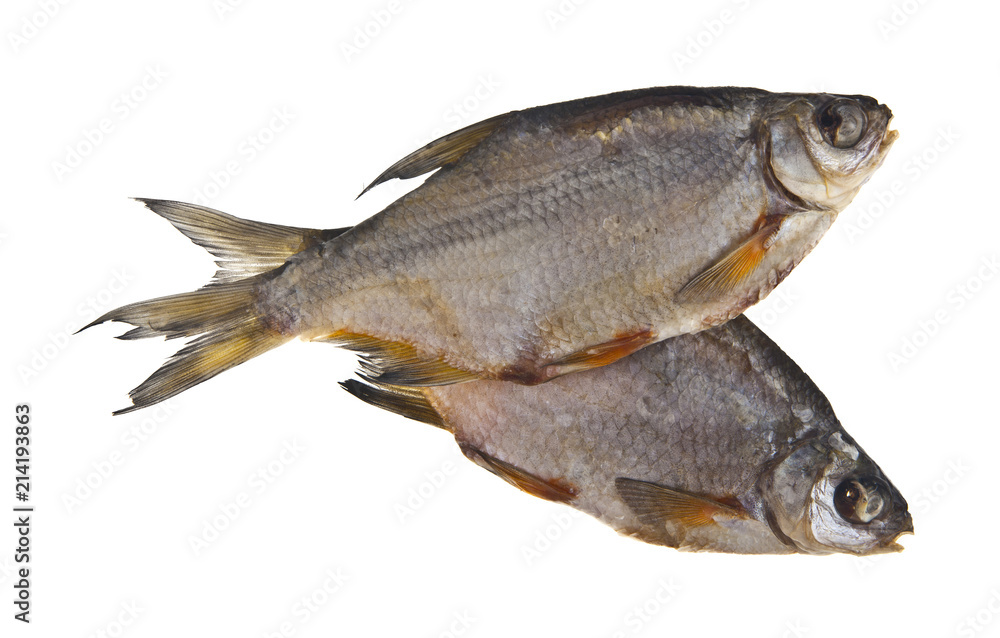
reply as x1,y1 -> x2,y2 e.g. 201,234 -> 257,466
615,478 -> 748,528
542,328 -> 657,379
339,379 -> 446,429
358,112 -> 514,197
676,221 -> 782,304
463,445 -> 578,503
322,332 -> 479,387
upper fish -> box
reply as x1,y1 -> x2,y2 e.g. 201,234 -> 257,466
83,86 -> 896,413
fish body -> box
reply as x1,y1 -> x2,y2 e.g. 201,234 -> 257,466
272,87 -> 895,382
346,316 -> 912,555
85,86 -> 896,412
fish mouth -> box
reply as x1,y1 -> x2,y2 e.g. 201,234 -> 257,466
873,514 -> 914,554
863,110 -> 898,177
878,533 -> 912,554
879,128 -> 899,149
878,105 -> 899,151
881,124 -> 900,150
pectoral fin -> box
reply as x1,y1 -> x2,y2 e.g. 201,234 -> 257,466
463,445 -> 577,503
321,332 -> 479,387
358,112 -> 514,197
676,221 -> 782,303
615,478 -> 748,528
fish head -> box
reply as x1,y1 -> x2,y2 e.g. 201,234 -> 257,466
764,93 -> 898,211
761,431 -> 912,555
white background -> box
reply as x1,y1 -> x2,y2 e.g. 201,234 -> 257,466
3,0 -> 998,636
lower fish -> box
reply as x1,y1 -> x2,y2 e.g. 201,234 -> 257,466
345,315 -> 912,555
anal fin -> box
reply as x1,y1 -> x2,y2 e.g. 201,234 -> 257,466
676,221 -> 783,304
615,478 -> 748,529
339,379 -> 445,428
321,332 -> 479,387
463,445 -> 577,503
541,328 -> 657,379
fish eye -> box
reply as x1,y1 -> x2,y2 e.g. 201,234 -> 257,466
834,477 -> 887,524
817,99 -> 867,149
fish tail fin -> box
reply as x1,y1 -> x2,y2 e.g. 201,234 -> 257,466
81,199 -> 350,414
131,198 -> 349,283
96,281 -> 290,415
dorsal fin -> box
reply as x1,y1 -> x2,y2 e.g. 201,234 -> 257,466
615,478 -> 748,528
134,198 -> 348,283
339,379 -> 445,428
462,445 -> 578,503
357,112 -> 514,197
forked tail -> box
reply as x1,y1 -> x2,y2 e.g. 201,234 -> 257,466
81,199 -> 347,414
